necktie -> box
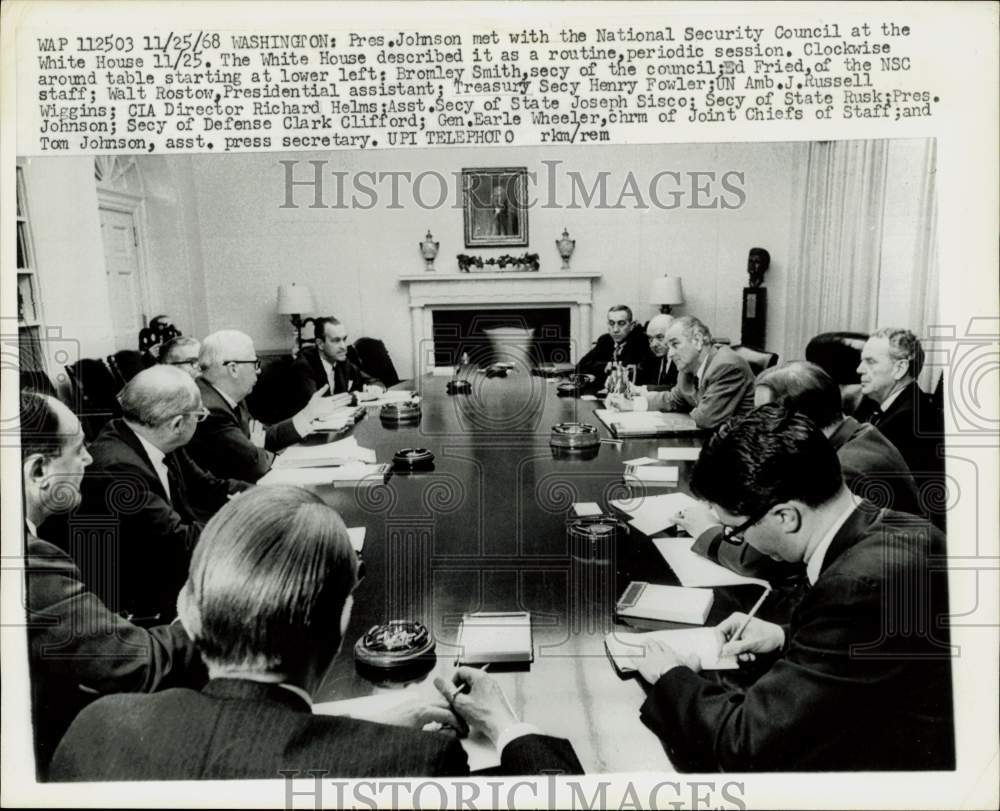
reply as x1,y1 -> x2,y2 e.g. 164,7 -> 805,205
691,375 -> 700,392
869,407 -> 884,427
162,454 -> 180,504
236,402 -> 250,435
613,342 -> 623,363
328,363 -> 339,394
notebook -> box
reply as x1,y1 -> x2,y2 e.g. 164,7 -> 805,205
623,464 -> 679,486
608,491 -> 699,536
258,463 -> 390,487
615,581 -> 714,626
605,628 -> 738,674
594,409 -> 702,438
656,446 -> 702,461
456,612 -> 533,665
652,536 -> 771,589
273,436 -> 377,469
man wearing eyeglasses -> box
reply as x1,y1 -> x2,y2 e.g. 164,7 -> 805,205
634,313 -> 679,389
188,330 -> 345,482
633,404 -> 953,772
49,365 -> 251,623
157,336 -> 202,378
576,304 -> 654,382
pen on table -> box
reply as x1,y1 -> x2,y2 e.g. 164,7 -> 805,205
730,587 -> 772,644
600,438 -> 623,446
448,663 -> 489,702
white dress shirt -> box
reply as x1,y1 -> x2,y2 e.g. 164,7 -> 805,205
133,429 -> 172,502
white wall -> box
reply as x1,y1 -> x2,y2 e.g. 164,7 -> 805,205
186,142 -> 806,375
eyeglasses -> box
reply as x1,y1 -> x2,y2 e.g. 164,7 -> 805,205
720,504 -> 774,545
167,359 -> 201,368
179,407 -> 210,423
224,358 -> 261,370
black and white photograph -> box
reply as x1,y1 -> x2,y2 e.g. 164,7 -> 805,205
2,3 -> 997,810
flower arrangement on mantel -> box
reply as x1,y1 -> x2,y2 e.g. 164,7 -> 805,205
456,253 -> 541,273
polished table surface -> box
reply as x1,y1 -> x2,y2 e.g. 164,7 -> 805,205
303,372 -> 759,773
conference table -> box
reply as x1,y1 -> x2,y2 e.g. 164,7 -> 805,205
301,371 -> 762,773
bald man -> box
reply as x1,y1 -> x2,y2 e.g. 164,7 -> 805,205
635,314 -> 679,389
50,366 -> 251,623
187,330 -> 346,482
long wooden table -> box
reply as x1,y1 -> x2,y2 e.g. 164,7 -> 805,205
303,372 -> 758,773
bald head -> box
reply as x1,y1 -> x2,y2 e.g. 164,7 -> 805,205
200,330 -> 260,401
646,313 -> 675,358
118,365 -> 200,427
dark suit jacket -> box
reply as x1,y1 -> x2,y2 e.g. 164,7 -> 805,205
692,417 -> 924,583
576,326 -> 654,378
25,529 -> 204,777
187,379 -> 302,482
647,345 -> 755,430
644,506 -> 954,772
856,381 -> 945,526
50,678 -> 584,780
56,419 -> 249,622
635,354 -> 679,389
287,346 -> 381,413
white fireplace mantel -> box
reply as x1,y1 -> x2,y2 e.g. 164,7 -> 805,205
399,271 -> 601,376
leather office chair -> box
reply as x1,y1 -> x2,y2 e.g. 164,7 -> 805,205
65,358 -> 122,439
730,344 -> 779,377
107,349 -> 154,388
805,331 -> 869,416
352,337 -> 400,387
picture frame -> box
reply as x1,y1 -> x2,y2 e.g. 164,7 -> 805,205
462,167 -> 529,248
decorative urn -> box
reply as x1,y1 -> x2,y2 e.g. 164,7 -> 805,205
556,228 -> 576,270
419,230 -> 439,271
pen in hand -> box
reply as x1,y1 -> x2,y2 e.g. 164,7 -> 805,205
448,663 -> 489,702
722,587 -> 771,655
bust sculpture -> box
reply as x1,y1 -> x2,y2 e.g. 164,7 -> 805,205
747,248 -> 771,288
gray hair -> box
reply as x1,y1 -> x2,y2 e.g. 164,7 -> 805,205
646,314 -> 675,336
118,366 -> 200,427
158,336 -> 201,364
672,315 -> 713,343
870,327 -> 924,379
199,330 -> 254,378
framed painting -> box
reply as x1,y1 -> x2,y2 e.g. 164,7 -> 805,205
462,167 -> 529,248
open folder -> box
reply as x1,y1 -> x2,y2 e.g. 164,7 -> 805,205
605,628 -> 738,674
608,491 -> 699,536
652,536 -> 771,589
272,436 -> 377,469
594,408 -> 702,438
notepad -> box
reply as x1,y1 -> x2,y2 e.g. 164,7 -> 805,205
456,612 -> 533,665
594,409 -> 701,438
273,436 -> 377,469
615,581 -> 714,626
312,405 -> 366,430
257,467 -> 343,487
609,492 -> 698,536
652,536 -> 771,589
573,502 -> 603,517
624,464 -> 679,486
657,446 -> 702,461
605,628 -> 738,674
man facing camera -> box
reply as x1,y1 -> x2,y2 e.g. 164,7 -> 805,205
188,330 -> 347,482
50,487 -> 583,780
608,315 -> 754,430
634,404 -> 953,772
287,317 -> 384,413
20,392 -> 205,777
52,366 -> 250,623
576,304 -> 654,380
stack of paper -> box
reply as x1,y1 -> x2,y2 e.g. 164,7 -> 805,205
624,464 -> 679,486
273,436 -> 377,469
594,409 -> 701,437
312,405 -> 366,431
609,491 -> 698,536
259,463 -> 390,488
605,628 -> 738,674
656,446 -> 702,461
615,581 -> 714,625
457,612 -> 533,665
652,536 -> 770,589
357,390 -> 416,407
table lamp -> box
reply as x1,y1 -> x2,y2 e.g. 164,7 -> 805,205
649,275 -> 684,315
277,283 -> 317,348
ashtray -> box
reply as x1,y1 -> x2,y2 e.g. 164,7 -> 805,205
354,620 -> 436,679
446,379 -> 472,395
550,422 -> 601,451
392,447 -> 435,471
380,401 -> 422,424
556,374 -> 595,397
484,364 -> 509,378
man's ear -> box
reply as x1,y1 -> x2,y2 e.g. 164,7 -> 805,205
23,454 -> 48,488
774,504 -> 802,534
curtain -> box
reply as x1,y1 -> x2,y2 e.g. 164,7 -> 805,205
908,141 -> 942,392
786,140 -> 888,359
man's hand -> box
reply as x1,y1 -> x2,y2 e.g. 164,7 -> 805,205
433,667 -> 519,747
672,500 -> 722,538
290,386 -> 353,437
717,612 -> 785,662
373,688 -> 465,734
630,638 -> 700,683
606,393 -> 636,412
248,419 -> 267,448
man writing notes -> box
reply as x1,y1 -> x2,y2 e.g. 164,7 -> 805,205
20,392 -> 204,777
634,404 -> 953,772
287,316 -> 384,412
51,487 -> 583,780
188,330 -> 346,482
608,315 -> 754,430
59,366 -> 250,623
576,304 -> 654,381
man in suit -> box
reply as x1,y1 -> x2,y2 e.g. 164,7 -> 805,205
633,404 -> 953,772
608,315 -> 754,430
576,304 -> 654,382
187,330 -> 347,482
634,313 -> 679,389
51,487 -> 584,780
156,335 -> 202,378
677,361 -> 925,581
855,327 -> 945,527
58,366 -> 250,623
19,392 -> 205,777
287,316 -> 384,413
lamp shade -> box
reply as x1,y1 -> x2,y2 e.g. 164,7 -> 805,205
276,283 -> 316,315
649,275 -> 684,306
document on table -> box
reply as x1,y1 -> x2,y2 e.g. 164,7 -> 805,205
312,405 -> 365,430
652,536 -> 771,589
313,692 -> 500,771
594,409 -> 701,437
358,390 -> 416,407
624,465 -> 679,486
605,628 -> 738,673
609,491 -> 699,536
273,436 -> 377,469
456,612 -> 533,665
656,446 -> 702,461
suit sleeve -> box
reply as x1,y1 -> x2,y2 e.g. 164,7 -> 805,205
647,378 -> 696,413
639,574 -> 880,771
264,418 -> 303,453
195,410 -> 274,482
690,363 -> 753,430
178,450 -> 251,516
26,539 -> 206,693
286,360 -> 320,413
690,527 -> 798,581
499,734 -> 585,775
576,337 -> 610,377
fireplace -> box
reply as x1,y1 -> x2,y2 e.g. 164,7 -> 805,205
399,271 -> 601,376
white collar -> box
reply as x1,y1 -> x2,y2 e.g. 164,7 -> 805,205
207,668 -> 313,707
879,382 -> 910,412
130,426 -> 167,468
278,683 -> 313,707
805,499 -> 858,585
